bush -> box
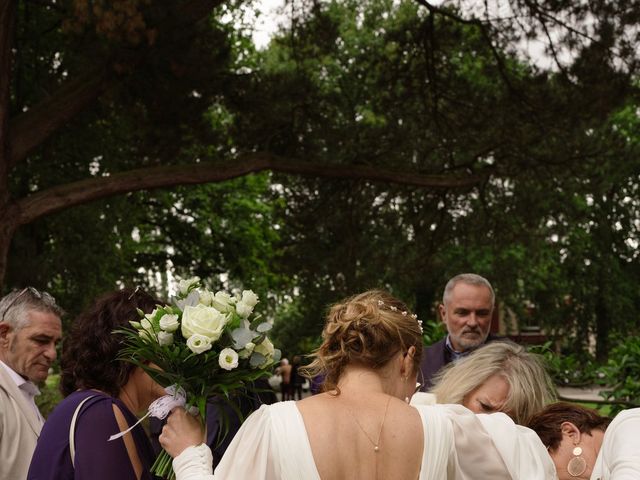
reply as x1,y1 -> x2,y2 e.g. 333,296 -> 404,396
598,335 -> 640,415
36,373 -> 63,419
421,319 -> 446,346
528,342 -> 600,387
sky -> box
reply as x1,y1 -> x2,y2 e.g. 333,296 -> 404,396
248,0 -> 571,70
252,0 -> 286,49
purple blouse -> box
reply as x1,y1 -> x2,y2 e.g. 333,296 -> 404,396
28,390 -> 157,480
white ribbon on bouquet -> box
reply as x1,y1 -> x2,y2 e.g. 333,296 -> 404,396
108,385 -> 197,441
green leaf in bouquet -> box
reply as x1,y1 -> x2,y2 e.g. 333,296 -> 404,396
249,315 -> 264,330
250,352 -> 266,368
196,396 -> 207,420
256,322 -> 272,333
272,349 -> 282,363
252,333 -> 266,345
175,290 -> 200,310
226,312 -> 242,330
230,327 -> 254,349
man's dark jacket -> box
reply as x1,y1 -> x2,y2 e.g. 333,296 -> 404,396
419,334 -> 502,392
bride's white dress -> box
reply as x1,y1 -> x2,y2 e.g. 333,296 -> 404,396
173,401 -> 556,480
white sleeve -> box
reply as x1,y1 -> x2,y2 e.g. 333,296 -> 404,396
173,444 -> 215,480
213,405 -> 280,480
596,408 -> 640,480
475,410 -> 557,479
426,404 -> 557,480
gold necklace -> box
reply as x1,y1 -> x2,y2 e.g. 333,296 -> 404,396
349,395 -> 392,453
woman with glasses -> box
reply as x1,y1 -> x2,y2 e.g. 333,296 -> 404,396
27,289 -> 166,480
157,290 -> 555,479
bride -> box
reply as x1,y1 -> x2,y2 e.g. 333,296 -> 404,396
159,290 -> 555,479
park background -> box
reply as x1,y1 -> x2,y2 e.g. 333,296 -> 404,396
0,0 -> 639,414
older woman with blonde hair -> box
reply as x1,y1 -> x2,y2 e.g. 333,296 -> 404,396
158,290 -> 555,479
421,341 -> 556,425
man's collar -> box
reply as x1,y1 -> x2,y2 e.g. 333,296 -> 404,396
0,360 -> 37,392
444,335 -> 474,362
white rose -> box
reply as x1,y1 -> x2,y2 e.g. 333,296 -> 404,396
235,301 -> 254,318
240,290 -> 259,308
211,291 -> 235,312
186,334 -> 212,354
219,348 -> 239,370
178,277 -> 200,296
254,337 -> 274,359
159,314 -> 179,332
198,290 -> 213,306
181,304 -> 228,341
157,331 -> 174,346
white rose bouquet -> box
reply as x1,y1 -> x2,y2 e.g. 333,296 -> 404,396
118,277 -> 280,479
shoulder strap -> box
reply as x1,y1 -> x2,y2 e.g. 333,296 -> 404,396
69,395 -> 97,468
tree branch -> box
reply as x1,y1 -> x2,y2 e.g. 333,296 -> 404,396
8,0 -> 226,170
0,0 -> 16,194
8,66 -> 110,169
16,153 -> 491,225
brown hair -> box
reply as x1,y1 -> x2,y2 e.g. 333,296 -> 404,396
303,290 -> 423,393
526,402 -> 612,452
60,288 -> 159,397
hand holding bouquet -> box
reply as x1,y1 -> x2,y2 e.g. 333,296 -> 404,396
119,277 -> 280,479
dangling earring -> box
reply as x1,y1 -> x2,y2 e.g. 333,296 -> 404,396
567,446 -> 587,477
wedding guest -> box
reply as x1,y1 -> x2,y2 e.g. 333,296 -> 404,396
290,355 -> 304,400
528,402 -> 640,480
158,290 -> 555,479
419,273 -> 501,390
0,287 -> 63,480
421,341 -> 556,424
276,358 -> 292,401
28,288 -> 166,480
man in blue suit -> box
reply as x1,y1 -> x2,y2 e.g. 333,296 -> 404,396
419,274 -> 499,391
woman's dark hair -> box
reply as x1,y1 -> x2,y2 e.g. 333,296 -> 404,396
526,402 -> 612,452
60,288 -> 159,397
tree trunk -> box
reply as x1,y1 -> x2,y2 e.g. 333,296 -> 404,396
0,203 -> 19,292
0,1 -> 16,292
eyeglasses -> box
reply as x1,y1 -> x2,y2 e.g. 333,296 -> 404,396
128,285 -> 142,300
1,287 -> 44,322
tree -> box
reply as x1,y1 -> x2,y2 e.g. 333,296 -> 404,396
0,0 -> 484,291
256,0 -> 640,355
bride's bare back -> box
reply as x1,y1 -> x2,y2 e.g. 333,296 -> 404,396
297,392 -> 424,480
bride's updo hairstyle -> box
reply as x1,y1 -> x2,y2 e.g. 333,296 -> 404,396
304,290 -> 423,394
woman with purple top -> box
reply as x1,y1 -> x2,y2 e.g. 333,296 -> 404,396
28,289 -> 166,480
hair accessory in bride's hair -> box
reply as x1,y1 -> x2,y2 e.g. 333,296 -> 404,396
376,299 -> 423,334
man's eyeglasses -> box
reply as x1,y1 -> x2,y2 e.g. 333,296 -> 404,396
1,287 -> 44,322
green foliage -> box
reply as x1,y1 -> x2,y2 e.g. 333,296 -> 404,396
421,319 -> 446,346
598,335 -> 640,414
5,0 -> 640,365
36,374 -> 63,419
529,342 -> 600,387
